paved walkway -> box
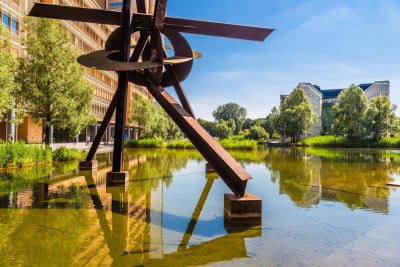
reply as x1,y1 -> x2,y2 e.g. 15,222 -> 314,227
50,142 -> 114,154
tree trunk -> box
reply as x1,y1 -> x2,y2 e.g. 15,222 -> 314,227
45,124 -> 53,146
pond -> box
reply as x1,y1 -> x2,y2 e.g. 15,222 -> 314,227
1,147 -> 400,266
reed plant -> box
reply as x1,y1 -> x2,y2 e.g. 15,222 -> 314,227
166,139 -> 195,149
0,141 -> 52,168
218,139 -> 258,150
125,138 -> 165,148
52,147 -> 87,161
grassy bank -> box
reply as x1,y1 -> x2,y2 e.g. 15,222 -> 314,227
125,138 -> 165,148
300,135 -> 400,148
0,141 -> 52,168
52,147 -> 87,161
0,141 -> 87,169
125,138 -> 259,150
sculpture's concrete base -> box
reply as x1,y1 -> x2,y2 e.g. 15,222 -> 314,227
79,160 -> 97,171
224,193 -> 262,227
106,171 -> 129,187
206,162 -> 215,172
387,181 -> 400,187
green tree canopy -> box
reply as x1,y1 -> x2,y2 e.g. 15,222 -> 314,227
279,88 -> 316,142
18,18 -> 94,144
264,106 -> 280,139
365,96 -> 397,141
212,102 -> 247,134
245,125 -> 268,141
0,26 -> 18,122
212,120 -> 233,139
130,92 -> 156,138
130,92 -> 182,139
331,84 -> 368,141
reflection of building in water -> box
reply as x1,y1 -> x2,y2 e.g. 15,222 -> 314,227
268,149 -> 390,213
0,151 -> 258,266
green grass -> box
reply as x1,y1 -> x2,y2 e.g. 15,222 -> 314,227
52,147 -> 87,162
125,138 -> 165,148
301,135 -> 400,148
166,139 -> 195,149
218,139 -> 258,150
0,141 -> 52,168
125,137 -> 258,150
300,135 -> 348,147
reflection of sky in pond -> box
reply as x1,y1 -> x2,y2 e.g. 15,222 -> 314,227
1,148 -> 400,266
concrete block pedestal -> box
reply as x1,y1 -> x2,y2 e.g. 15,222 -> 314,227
206,162 -> 215,172
79,160 -> 97,171
106,171 -> 129,188
224,193 -> 262,227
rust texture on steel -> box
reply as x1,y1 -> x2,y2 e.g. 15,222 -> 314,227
28,1 -> 274,197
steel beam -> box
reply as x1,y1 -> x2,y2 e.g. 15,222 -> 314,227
144,80 -> 250,197
112,0 -> 132,173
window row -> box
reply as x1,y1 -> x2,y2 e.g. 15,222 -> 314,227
92,104 -> 108,117
58,0 -> 112,37
94,86 -> 113,101
1,10 -> 19,34
87,68 -> 118,88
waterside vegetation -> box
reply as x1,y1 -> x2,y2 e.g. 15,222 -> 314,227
0,141 -> 87,168
301,135 -> 400,148
125,137 -> 259,150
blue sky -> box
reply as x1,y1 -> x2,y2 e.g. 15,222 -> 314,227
166,0 -> 400,120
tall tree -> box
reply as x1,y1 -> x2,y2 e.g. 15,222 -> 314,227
365,96 -> 397,141
18,18 -> 94,145
331,84 -> 368,142
279,89 -> 316,142
264,106 -> 280,140
212,102 -> 247,134
212,120 -> 233,139
130,92 -> 156,138
0,26 -> 18,123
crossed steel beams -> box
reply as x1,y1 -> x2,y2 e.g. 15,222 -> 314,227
29,1 -> 273,197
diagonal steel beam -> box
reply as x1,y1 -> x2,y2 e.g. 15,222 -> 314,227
165,64 -> 195,118
143,80 -> 250,197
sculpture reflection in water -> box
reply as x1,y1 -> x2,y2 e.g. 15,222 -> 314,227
265,148 -> 395,213
0,151 -> 260,266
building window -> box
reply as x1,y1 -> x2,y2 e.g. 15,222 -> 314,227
109,2 -> 123,8
2,13 -> 10,29
11,18 -> 18,34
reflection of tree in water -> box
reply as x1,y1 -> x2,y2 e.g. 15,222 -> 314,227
266,148 -> 321,207
265,148 -> 396,213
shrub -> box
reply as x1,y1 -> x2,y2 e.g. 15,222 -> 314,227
166,139 -> 195,149
0,141 -> 52,168
52,147 -> 86,161
301,135 -> 400,148
219,139 -> 258,150
125,138 -> 165,148
245,125 -> 269,141
300,135 -> 347,147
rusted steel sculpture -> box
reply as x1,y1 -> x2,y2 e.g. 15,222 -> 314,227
29,0 -> 273,197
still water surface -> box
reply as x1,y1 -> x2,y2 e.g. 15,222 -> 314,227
1,148 -> 400,266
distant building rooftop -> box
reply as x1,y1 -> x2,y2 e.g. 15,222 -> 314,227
318,83 -> 373,99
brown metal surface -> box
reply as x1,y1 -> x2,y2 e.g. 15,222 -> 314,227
165,64 -> 195,118
161,28 -> 193,87
77,50 -> 190,71
164,17 -> 274,42
29,0 -> 274,196
143,79 -> 250,197
29,3 -> 121,25
29,3 -> 273,42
